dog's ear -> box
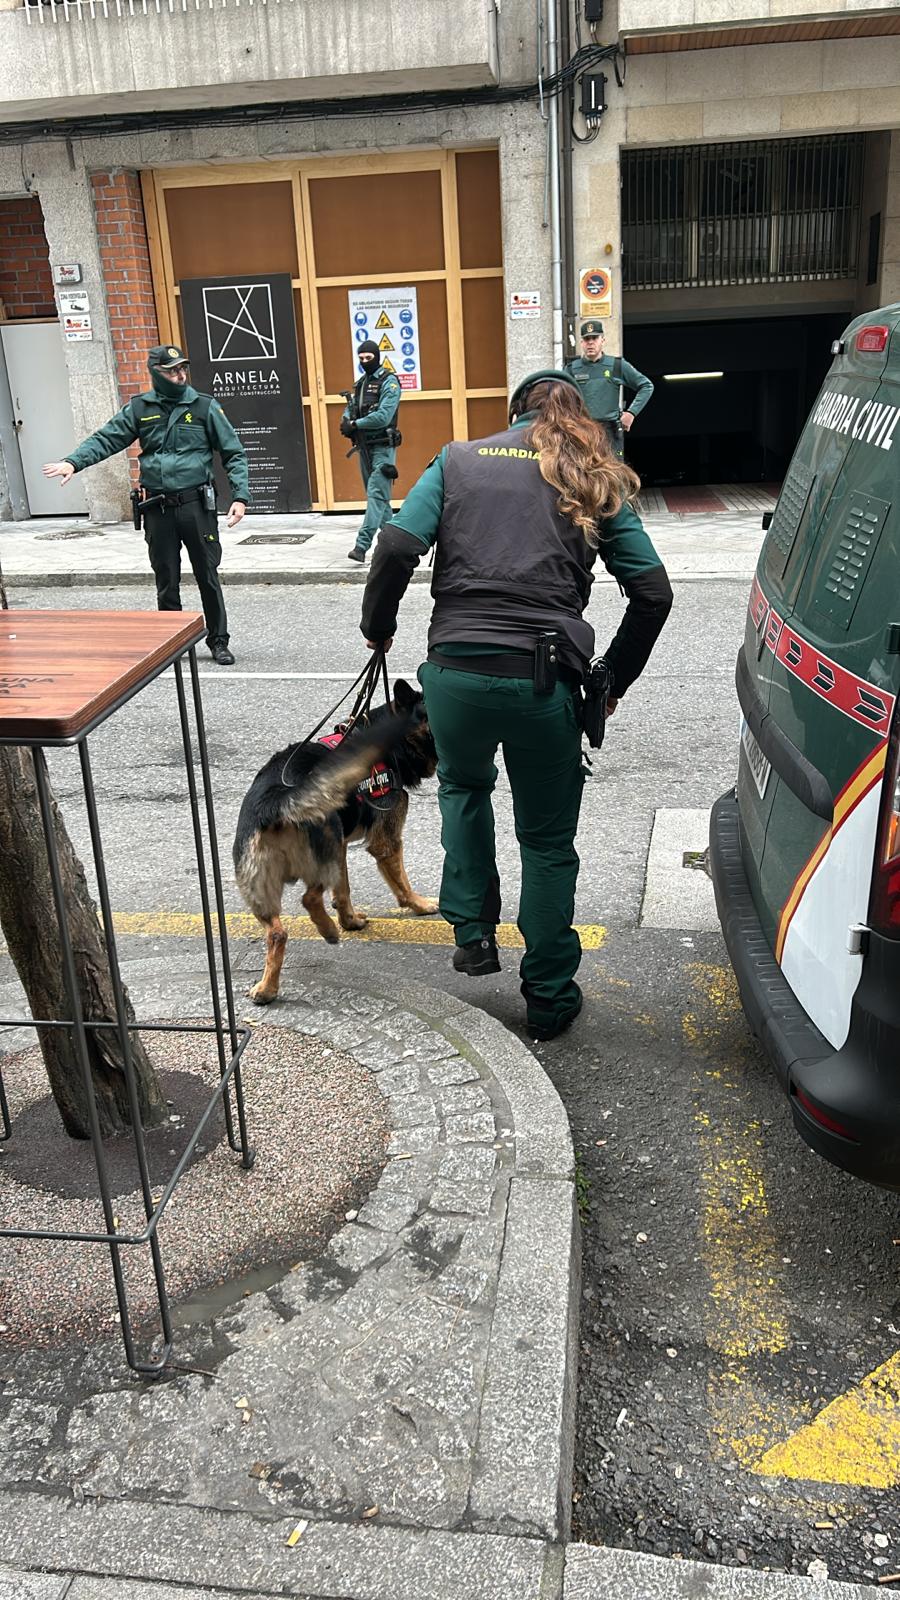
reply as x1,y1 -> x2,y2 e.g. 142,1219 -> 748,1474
393,678 -> 417,713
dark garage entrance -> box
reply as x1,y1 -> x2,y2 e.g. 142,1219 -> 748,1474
623,312 -> 848,488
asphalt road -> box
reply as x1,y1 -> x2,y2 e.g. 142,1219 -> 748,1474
6,573 -> 900,1585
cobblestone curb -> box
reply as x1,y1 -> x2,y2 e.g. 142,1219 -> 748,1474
0,953 -> 578,1571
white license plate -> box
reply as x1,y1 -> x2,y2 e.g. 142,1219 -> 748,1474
741,718 -> 772,800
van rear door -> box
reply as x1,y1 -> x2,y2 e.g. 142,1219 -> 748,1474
755,311 -> 900,1049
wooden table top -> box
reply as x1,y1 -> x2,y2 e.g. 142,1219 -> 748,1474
0,610 -> 204,743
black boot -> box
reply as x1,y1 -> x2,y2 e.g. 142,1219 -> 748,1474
347,547 -> 366,563
209,641 -> 235,665
527,991 -> 583,1042
452,936 -> 500,977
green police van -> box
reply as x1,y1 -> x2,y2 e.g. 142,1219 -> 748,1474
710,303 -> 900,1188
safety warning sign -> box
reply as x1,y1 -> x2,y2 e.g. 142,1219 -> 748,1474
348,287 -> 421,390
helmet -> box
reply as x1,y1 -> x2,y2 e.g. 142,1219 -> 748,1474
508,367 -> 580,423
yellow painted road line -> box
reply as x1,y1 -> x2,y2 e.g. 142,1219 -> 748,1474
110,910 -> 607,952
684,963 -> 804,1469
685,962 -> 900,1489
754,1351 -> 900,1489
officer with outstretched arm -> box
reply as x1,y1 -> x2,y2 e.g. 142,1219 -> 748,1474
44,344 -> 249,665
359,368 -> 673,1041
342,339 -> 402,564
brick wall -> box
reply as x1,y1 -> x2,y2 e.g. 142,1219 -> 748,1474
0,196 -> 56,321
91,170 -> 161,483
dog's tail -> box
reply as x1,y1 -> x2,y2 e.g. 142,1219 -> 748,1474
278,714 -> 412,829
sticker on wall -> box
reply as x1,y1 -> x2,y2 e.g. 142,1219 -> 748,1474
63,313 -> 92,341
348,288 -> 421,390
53,263 -> 82,285
579,266 -> 612,320
510,290 -> 541,320
58,291 -> 89,316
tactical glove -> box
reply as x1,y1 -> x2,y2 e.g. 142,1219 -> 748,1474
339,418 -> 357,439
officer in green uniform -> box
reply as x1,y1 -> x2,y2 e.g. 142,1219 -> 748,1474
565,320 -> 654,458
43,344 -> 249,665
342,340 -> 402,564
360,368 -> 672,1040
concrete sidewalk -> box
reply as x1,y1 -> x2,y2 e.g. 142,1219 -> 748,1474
0,946 -> 884,1600
0,507 -> 769,588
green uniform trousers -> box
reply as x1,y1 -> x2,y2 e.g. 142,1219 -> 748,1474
418,663 -> 586,1029
355,443 -> 396,551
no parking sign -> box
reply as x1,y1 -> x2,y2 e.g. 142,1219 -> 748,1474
579,266 -> 612,320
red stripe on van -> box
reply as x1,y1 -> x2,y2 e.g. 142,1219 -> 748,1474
746,583 -> 896,740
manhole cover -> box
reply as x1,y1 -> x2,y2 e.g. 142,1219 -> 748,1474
34,527 -> 96,541
238,534 -> 312,546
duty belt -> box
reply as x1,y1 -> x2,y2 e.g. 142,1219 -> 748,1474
141,486 -> 207,508
428,649 -> 581,685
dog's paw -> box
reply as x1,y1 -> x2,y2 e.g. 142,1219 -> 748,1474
340,913 -> 368,932
407,896 -> 439,916
248,983 -> 277,1006
323,928 -> 341,945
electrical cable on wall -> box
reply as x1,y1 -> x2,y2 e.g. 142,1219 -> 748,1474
0,42 -> 626,145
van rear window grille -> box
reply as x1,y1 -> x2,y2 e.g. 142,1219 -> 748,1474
622,134 -> 863,291
815,493 -> 890,629
765,461 -> 814,580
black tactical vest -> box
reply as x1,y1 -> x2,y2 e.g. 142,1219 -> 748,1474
354,367 -> 400,443
428,426 -> 598,671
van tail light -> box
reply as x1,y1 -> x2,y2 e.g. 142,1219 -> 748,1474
870,710 -> 900,936
856,325 -> 889,354
792,1086 -> 859,1142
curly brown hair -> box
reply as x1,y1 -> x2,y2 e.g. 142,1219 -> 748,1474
523,380 -> 641,543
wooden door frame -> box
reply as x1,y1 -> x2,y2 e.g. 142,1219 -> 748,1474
142,150 -> 506,511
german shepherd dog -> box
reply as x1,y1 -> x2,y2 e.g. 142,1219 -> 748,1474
233,678 -> 438,1004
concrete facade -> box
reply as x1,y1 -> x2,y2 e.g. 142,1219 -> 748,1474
619,0 -> 900,37
0,0 -> 500,123
577,6 -> 900,344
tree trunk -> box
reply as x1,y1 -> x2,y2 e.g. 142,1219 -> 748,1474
0,564 -> 166,1139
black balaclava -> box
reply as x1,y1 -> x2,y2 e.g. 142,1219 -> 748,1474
149,358 -> 189,402
358,340 -> 380,374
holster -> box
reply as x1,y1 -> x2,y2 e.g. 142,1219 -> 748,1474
583,657 -> 612,749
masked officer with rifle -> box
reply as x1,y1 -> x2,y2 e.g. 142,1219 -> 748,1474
342,339 -> 402,564
359,369 -> 672,1041
43,344 -> 249,665
565,321 -> 653,460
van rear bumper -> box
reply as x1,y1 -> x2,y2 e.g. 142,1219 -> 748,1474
710,788 -> 900,1190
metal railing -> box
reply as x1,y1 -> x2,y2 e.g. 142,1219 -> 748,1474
23,0 -> 284,22
622,134 -> 864,290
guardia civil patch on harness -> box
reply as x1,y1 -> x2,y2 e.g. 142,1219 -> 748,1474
356,762 -> 395,803
316,727 -> 400,808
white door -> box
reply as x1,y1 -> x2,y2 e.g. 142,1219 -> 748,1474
1,322 -> 87,516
